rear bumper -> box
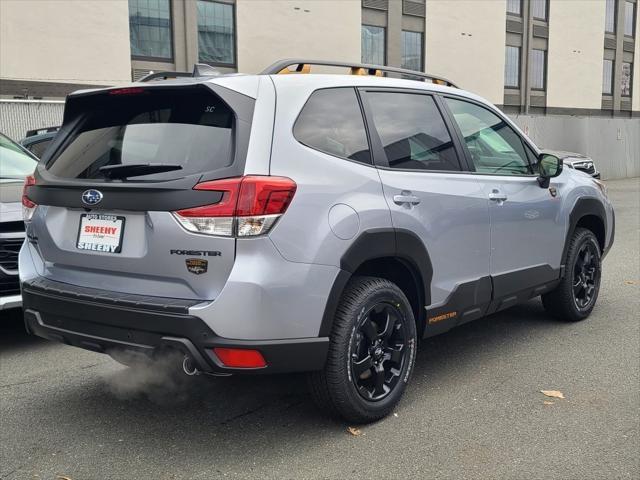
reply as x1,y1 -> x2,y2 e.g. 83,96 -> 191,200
0,294 -> 22,310
21,277 -> 328,374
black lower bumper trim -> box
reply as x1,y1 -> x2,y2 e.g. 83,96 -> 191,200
22,278 -> 328,375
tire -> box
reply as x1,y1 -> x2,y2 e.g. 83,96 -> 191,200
542,227 -> 602,322
308,276 -> 417,423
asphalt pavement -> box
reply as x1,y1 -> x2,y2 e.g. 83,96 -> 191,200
1,178 -> 638,480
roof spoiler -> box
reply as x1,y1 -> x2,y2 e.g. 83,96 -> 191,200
138,63 -> 221,82
260,59 -> 458,88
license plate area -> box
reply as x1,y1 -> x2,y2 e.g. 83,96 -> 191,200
76,214 -> 125,254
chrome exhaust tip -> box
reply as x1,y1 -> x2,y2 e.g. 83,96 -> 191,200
182,355 -> 199,376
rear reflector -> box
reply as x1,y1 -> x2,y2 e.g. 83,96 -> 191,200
22,175 -> 37,221
173,176 -> 296,237
213,348 -> 267,368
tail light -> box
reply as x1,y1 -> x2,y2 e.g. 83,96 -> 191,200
22,175 -> 37,221
172,176 -> 296,237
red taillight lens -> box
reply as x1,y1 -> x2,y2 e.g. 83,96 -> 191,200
213,348 -> 267,368
22,175 -> 37,221
108,87 -> 146,96
172,176 -> 296,237
235,176 -> 297,216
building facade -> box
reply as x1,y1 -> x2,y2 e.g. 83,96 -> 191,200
1,0 -> 638,176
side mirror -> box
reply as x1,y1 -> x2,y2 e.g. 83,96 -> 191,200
537,154 -> 563,188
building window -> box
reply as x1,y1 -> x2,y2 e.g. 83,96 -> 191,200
197,0 -> 235,66
129,0 -> 173,60
621,62 -> 633,96
605,0 -> 616,33
504,46 -> 520,88
530,49 -> 546,90
624,1 -> 636,36
362,25 -> 386,65
602,59 -> 614,94
532,0 -> 548,21
506,0 -> 521,16
401,31 -> 423,71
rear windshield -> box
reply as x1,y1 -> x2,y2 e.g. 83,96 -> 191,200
47,87 -> 234,181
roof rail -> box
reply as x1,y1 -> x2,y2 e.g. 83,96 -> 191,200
138,63 -> 221,82
260,59 -> 458,88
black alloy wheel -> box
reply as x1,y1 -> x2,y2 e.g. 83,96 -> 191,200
572,240 -> 599,311
350,302 -> 408,401
542,227 -> 602,322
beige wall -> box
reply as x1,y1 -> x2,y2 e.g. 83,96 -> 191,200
425,0 -> 506,104
546,0 -> 606,110
0,0 -> 131,85
236,0 -> 361,74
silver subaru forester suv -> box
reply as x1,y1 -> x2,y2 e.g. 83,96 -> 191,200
20,60 -> 614,423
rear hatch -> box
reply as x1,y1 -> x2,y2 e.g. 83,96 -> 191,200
25,82 -> 255,300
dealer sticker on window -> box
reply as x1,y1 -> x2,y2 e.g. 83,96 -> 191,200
76,214 -> 125,253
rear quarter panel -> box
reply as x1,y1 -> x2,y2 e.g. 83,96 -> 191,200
267,78 -> 393,266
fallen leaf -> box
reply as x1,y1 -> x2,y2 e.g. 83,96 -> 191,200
347,426 -> 362,436
56,476 -> 73,480
543,401 -> 554,405
393,413 -> 398,417
541,390 -> 565,399
624,280 -> 637,285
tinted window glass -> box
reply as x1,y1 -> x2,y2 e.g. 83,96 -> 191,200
605,0 -> 616,32
505,46 -> 520,88
0,134 -> 38,178
365,92 -> 460,171
603,58 -> 614,94
530,49 -> 546,90
362,25 -> 385,65
47,88 -> 234,181
294,88 -> 370,164
445,98 -> 532,175
27,139 -> 53,159
401,31 -> 423,71
624,1 -> 635,36
197,0 -> 235,65
621,62 -> 633,96
129,0 -> 172,59
506,0 -> 521,15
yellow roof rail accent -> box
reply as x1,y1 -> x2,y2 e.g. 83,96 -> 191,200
277,64 -> 311,75
261,59 -> 459,88
350,67 -> 383,77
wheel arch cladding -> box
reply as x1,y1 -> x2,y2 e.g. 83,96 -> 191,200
564,198 -> 606,265
318,229 -> 433,337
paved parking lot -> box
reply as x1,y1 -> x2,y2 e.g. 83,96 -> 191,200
1,178 -> 638,480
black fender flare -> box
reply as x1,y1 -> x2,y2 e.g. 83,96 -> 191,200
318,228 -> 433,336
561,197 -> 607,271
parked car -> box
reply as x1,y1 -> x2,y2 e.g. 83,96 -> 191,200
19,60 -> 614,423
0,133 -> 38,310
20,127 -> 60,159
544,150 -> 600,178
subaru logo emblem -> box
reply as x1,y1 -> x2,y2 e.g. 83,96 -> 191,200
81,189 -> 103,206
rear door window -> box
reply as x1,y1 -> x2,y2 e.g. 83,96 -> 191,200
363,91 -> 461,172
293,88 -> 371,164
47,87 -> 234,181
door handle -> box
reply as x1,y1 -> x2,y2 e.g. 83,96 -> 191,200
393,191 -> 421,206
488,189 -> 507,202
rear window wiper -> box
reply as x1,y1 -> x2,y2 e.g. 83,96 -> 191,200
98,163 -> 183,179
